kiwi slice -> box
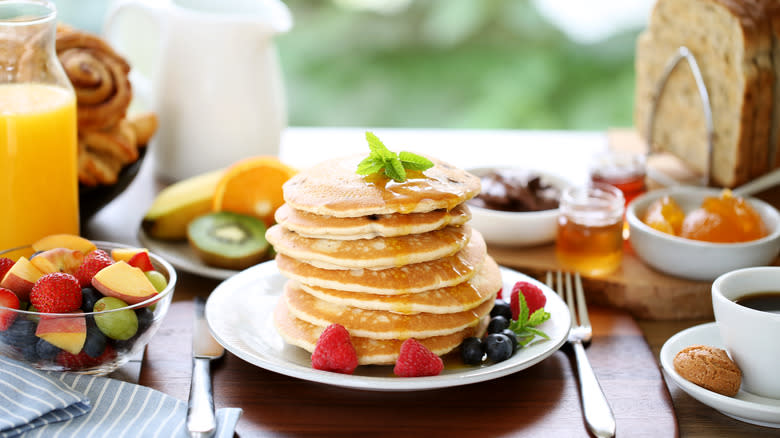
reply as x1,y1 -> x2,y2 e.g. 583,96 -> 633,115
187,212 -> 269,270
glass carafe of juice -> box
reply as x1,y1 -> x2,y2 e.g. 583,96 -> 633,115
0,1 -> 78,259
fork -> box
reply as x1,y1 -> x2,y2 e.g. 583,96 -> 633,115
547,271 -> 616,438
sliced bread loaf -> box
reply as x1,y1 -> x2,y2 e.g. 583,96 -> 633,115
635,0 -> 773,187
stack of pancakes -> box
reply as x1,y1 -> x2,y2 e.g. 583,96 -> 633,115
266,155 -> 502,365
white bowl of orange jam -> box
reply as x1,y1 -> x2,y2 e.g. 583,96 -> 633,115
626,186 -> 780,281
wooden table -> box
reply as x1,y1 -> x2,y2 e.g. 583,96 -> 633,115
85,128 -> 778,437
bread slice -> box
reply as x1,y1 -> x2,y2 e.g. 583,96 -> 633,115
764,0 -> 780,169
635,0 -> 771,187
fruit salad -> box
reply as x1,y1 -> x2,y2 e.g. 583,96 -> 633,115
0,234 -> 172,372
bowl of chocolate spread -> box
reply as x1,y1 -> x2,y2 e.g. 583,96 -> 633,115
466,168 -> 569,247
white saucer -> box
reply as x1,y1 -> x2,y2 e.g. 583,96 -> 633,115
660,322 -> 780,428
204,260 -> 571,391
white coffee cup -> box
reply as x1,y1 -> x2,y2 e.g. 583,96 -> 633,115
712,267 -> 780,399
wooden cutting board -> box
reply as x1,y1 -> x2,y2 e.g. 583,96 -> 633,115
488,130 -> 780,321
488,242 -> 713,321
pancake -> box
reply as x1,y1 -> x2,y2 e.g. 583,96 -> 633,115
300,256 -> 501,314
283,155 -> 481,217
284,280 -> 496,339
274,230 -> 487,294
274,203 -> 471,240
273,299 -> 489,365
266,224 -> 472,270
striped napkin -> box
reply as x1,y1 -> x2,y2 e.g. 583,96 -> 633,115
0,357 -> 242,438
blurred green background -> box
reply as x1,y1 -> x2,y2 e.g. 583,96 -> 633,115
277,0 -> 648,130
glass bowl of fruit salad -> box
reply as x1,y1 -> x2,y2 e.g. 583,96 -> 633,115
0,235 -> 176,375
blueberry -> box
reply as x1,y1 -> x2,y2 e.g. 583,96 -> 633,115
81,287 -> 102,312
1,318 -> 37,348
21,343 -> 39,361
83,325 -> 107,358
485,333 -> 513,362
460,337 -> 484,365
490,299 -> 513,321
487,316 -> 510,334
135,308 -> 154,334
500,329 -> 519,353
35,339 -> 60,360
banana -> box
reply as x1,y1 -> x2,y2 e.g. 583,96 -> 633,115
141,169 -> 224,240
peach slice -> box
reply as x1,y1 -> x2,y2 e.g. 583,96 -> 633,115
32,234 -> 96,254
36,313 -> 86,354
91,261 -> 158,305
0,257 -> 44,301
30,248 -> 84,275
110,247 -> 148,263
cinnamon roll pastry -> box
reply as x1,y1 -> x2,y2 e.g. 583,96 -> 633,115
78,120 -> 138,186
127,112 -> 159,146
56,25 -> 132,131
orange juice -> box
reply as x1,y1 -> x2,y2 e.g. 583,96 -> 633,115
0,83 -> 78,259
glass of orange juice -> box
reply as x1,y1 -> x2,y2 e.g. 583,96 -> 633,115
0,0 -> 78,259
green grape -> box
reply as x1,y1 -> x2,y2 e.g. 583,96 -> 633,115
93,297 -> 138,340
145,270 -> 168,292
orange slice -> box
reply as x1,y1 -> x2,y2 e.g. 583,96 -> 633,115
212,156 -> 297,227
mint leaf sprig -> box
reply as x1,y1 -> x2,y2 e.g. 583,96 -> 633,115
508,292 -> 551,347
356,132 -> 434,182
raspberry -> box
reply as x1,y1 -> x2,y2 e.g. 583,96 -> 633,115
311,324 -> 358,374
0,258 -> 13,281
510,281 -> 547,319
74,249 -> 113,287
30,273 -> 82,313
393,338 -> 443,377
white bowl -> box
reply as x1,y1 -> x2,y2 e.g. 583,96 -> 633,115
466,167 -> 570,247
626,186 -> 780,281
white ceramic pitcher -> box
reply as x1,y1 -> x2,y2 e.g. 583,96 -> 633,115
105,0 -> 292,182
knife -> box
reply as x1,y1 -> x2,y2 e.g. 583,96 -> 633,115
186,297 -> 224,438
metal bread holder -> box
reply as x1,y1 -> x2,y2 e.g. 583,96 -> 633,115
645,46 -> 713,188
646,46 -> 780,196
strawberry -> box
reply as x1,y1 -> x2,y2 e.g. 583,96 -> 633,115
30,273 -> 82,313
311,323 -> 358,374
496,287 -> 503,300
393,338 -> 443,377
57,345 -> 116,370
127,251 -> 154,272
0,287 -> 20,331
74,249 -> 113,287
510,281 -> 547,319
56,350 -> 96,370
0,257 -> 13,282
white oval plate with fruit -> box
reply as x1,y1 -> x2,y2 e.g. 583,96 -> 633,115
138,229 -> 238,280
205,261 -> 571,391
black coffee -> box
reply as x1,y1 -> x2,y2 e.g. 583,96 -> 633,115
734,292 -> 780,314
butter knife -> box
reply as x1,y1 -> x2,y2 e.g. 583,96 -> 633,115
186,297 -> 224,438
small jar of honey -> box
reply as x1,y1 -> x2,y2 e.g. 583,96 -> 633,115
556,183 -> 624,277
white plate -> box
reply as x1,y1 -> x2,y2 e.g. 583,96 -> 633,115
137,229 -> 239,280
660,322 -> 780,428
205,260 -> 571,391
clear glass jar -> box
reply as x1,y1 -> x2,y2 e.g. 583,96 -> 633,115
555,183 -> 625,277
0,1 -> 78,259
